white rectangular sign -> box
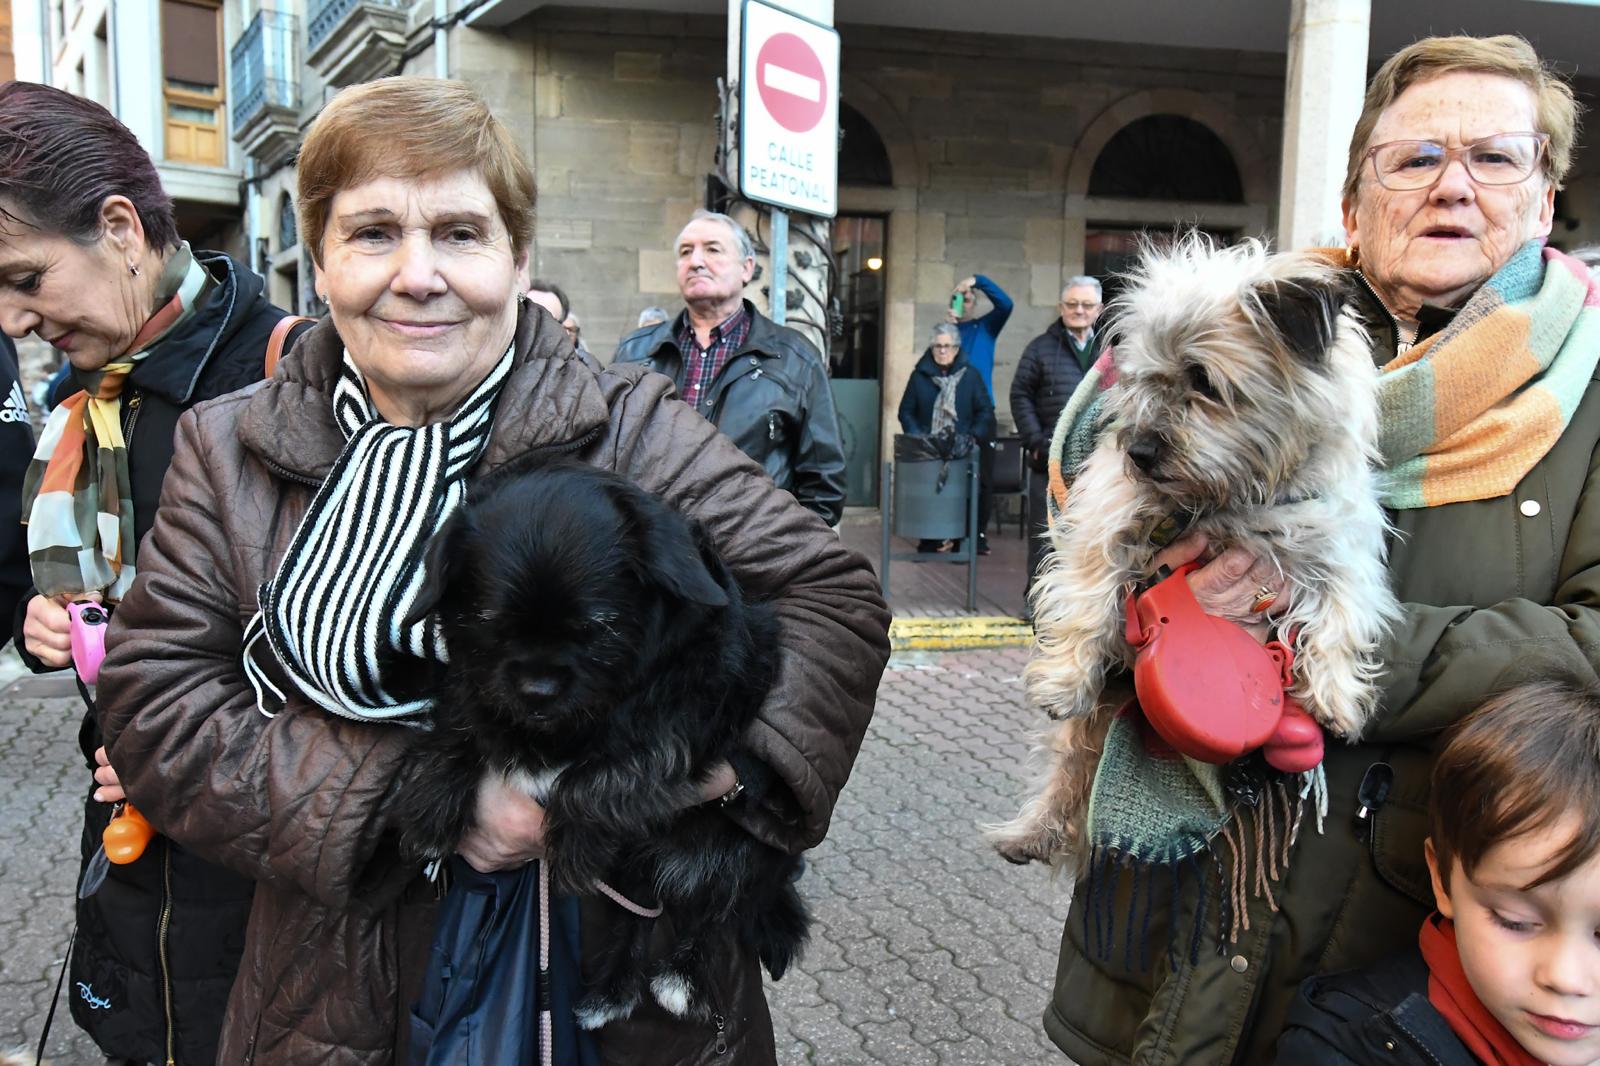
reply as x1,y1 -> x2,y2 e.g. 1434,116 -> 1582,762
739,0 -> 840,217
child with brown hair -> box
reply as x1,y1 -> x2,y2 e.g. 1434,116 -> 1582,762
1277,676 -> 1600,1065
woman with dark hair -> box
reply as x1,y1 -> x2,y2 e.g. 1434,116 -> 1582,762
0,81 -> 309,1065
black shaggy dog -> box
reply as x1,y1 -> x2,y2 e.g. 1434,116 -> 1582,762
394,457 -> 808,1028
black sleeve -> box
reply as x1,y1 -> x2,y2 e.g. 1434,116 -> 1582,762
0,336 -> 35,632
1010,344 -> 1044,445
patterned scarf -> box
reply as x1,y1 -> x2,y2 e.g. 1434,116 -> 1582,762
21,244 -> 213,599
242,347 -> 513,723
1369,240 -> 1600,508
931,366 -> 966,437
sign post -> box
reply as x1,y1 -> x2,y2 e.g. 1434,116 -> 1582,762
738,0 -> 838,327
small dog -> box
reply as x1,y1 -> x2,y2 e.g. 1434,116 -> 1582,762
989,237 -> 1400,867
395,457 -> 808,1027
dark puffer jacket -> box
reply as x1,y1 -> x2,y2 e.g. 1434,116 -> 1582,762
1010,320 -> 1103,470
97,306 -> 891,1065
1275,947 -> 1479,1065
898,348 -> 996,441
613,301 -> 847,525
12,252 -> 309,1066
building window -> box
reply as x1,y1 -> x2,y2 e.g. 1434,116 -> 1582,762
1087,115 -> 1244,204
278,193 -> 298,251
162,0 -> 225,165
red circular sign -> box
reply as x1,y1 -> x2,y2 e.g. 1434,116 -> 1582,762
755,32 -> 827,133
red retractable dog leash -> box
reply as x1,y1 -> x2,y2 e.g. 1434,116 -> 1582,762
1124,561 -> 1324,773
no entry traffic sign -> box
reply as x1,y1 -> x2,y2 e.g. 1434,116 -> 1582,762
740,0 -> 839,216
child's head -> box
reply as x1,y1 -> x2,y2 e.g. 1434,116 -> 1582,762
1426,676 -> 1600,1066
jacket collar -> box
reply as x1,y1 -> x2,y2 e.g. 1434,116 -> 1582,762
126,251 -> 261,405
237,300 -> 609,484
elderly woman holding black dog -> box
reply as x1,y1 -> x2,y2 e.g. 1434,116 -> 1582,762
1029,35 -> 1600,1066
96,77 -> 889,1065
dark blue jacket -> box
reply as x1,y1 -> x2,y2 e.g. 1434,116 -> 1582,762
956,274 -> 1013,393
1275,946 -> 1479,1065
898,349 -> 996,441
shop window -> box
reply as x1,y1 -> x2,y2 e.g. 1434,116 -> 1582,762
162,0 -> 225,166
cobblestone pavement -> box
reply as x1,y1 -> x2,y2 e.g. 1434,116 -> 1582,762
0,649 -> 1071,1065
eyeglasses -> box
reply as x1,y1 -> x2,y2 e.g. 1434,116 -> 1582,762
1365,132 -> 1549,191
1060,301 -> 1100,311
931,343 -> 959,351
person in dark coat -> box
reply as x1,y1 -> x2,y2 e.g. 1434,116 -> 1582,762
0,333 -> 34,628
1010,276 -> 1104,617
899,322 -> 996,553
614,210 -> 848,526
0,82 -> 310,1066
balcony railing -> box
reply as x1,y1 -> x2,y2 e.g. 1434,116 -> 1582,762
306,0 -> 408,87
230,8 -> 297,130
230,7 -> 299,165
308,0 -> 404,53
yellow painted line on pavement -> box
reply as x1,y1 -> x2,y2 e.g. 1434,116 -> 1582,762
889,616 -> 1034,652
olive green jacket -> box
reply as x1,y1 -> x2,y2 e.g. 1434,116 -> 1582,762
1043,285 -> 1600,1065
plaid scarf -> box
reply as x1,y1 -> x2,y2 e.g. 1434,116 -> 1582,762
1046,240 -> 1600,518
241,346 -> 513,723
21,245 -> 213,599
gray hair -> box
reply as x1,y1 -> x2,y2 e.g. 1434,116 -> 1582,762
684,208 -> 756,262
930,322 -> 961,347
637,306 -> 670,328
1061,276 -> 1103,302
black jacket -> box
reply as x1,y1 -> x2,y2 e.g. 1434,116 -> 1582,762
0,334 -> 33,627
898,348 -> 996,441
613,301 -> 847,525
14,252 -> 309,1066
1010,319 -> 1103,469
1275,947 -> 1479,1065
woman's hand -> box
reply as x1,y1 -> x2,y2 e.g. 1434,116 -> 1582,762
92,745 -> 125,803
22,594 -> 73,668
457,773 -> 548,873
699,760 -> 737,804
1151,534 -> 1288,644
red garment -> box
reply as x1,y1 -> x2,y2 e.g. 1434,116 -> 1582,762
1418,914 -> 1542,1066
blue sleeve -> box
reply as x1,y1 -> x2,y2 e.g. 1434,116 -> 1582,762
973,275 -> 1013,339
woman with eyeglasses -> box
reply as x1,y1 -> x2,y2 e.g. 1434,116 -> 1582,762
1032,35 -> 1600,1066
898,321 -> 996,554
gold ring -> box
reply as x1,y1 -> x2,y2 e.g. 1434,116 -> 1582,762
1250,585 -> 1277,614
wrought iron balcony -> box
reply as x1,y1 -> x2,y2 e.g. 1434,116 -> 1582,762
306,0 -> 408,87
230,7 -> 299,166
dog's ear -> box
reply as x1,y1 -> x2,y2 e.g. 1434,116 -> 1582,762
1255,278 -> 1343,364
402,507 -> 469,628
626,491 -> 730,608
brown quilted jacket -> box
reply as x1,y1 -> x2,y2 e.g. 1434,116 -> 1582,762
97,307 -> 891,1065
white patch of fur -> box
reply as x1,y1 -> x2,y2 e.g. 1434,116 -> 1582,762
574,997 -> 632,1031
650,971 -> 695,1017
504,764 -> 563,805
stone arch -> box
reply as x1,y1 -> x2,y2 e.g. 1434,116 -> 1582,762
839,74 -> 925,190
1066,89 -> 1272,203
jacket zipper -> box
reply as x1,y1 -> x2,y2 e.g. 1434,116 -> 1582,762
123,391 -> 143,443
712,1011 -> 728,1057
158,838 -> 176,1066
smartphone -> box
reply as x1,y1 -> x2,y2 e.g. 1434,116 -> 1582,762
950,292 -> 964,317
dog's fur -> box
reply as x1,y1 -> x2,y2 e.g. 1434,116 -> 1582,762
988,237 -> 1400,868
394,457 -> 808,1028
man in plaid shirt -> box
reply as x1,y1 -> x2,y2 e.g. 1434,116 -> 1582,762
614,210 -> 847,525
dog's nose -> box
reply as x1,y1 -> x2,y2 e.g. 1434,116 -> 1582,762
1126,435 -> 1163,474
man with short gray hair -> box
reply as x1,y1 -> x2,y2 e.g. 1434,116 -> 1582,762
1011,276 -> 1105,616
614,210 -> 847,525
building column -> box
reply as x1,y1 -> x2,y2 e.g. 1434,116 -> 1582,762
1276,0 -> 1369,250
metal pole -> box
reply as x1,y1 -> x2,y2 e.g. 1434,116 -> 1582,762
770,207 -> 788,326
967,457 -> 978,613
880,460 -> 892,604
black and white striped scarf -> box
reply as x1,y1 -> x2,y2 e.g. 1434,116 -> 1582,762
242,346 -> 514,723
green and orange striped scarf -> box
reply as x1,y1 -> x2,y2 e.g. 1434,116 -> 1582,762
20,245 -> 213,600
1047,240 -> 1600,518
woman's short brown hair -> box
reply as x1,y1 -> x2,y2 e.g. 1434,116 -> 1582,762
297,78 -> 535,266
1430,674 -> 1600,892
1342,34 -> 1581,205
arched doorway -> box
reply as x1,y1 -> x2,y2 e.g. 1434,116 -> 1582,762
1084,114 -> 1248,302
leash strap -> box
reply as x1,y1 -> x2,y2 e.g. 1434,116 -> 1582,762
35,924 -> 75,1066
593,879 -> 664,918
